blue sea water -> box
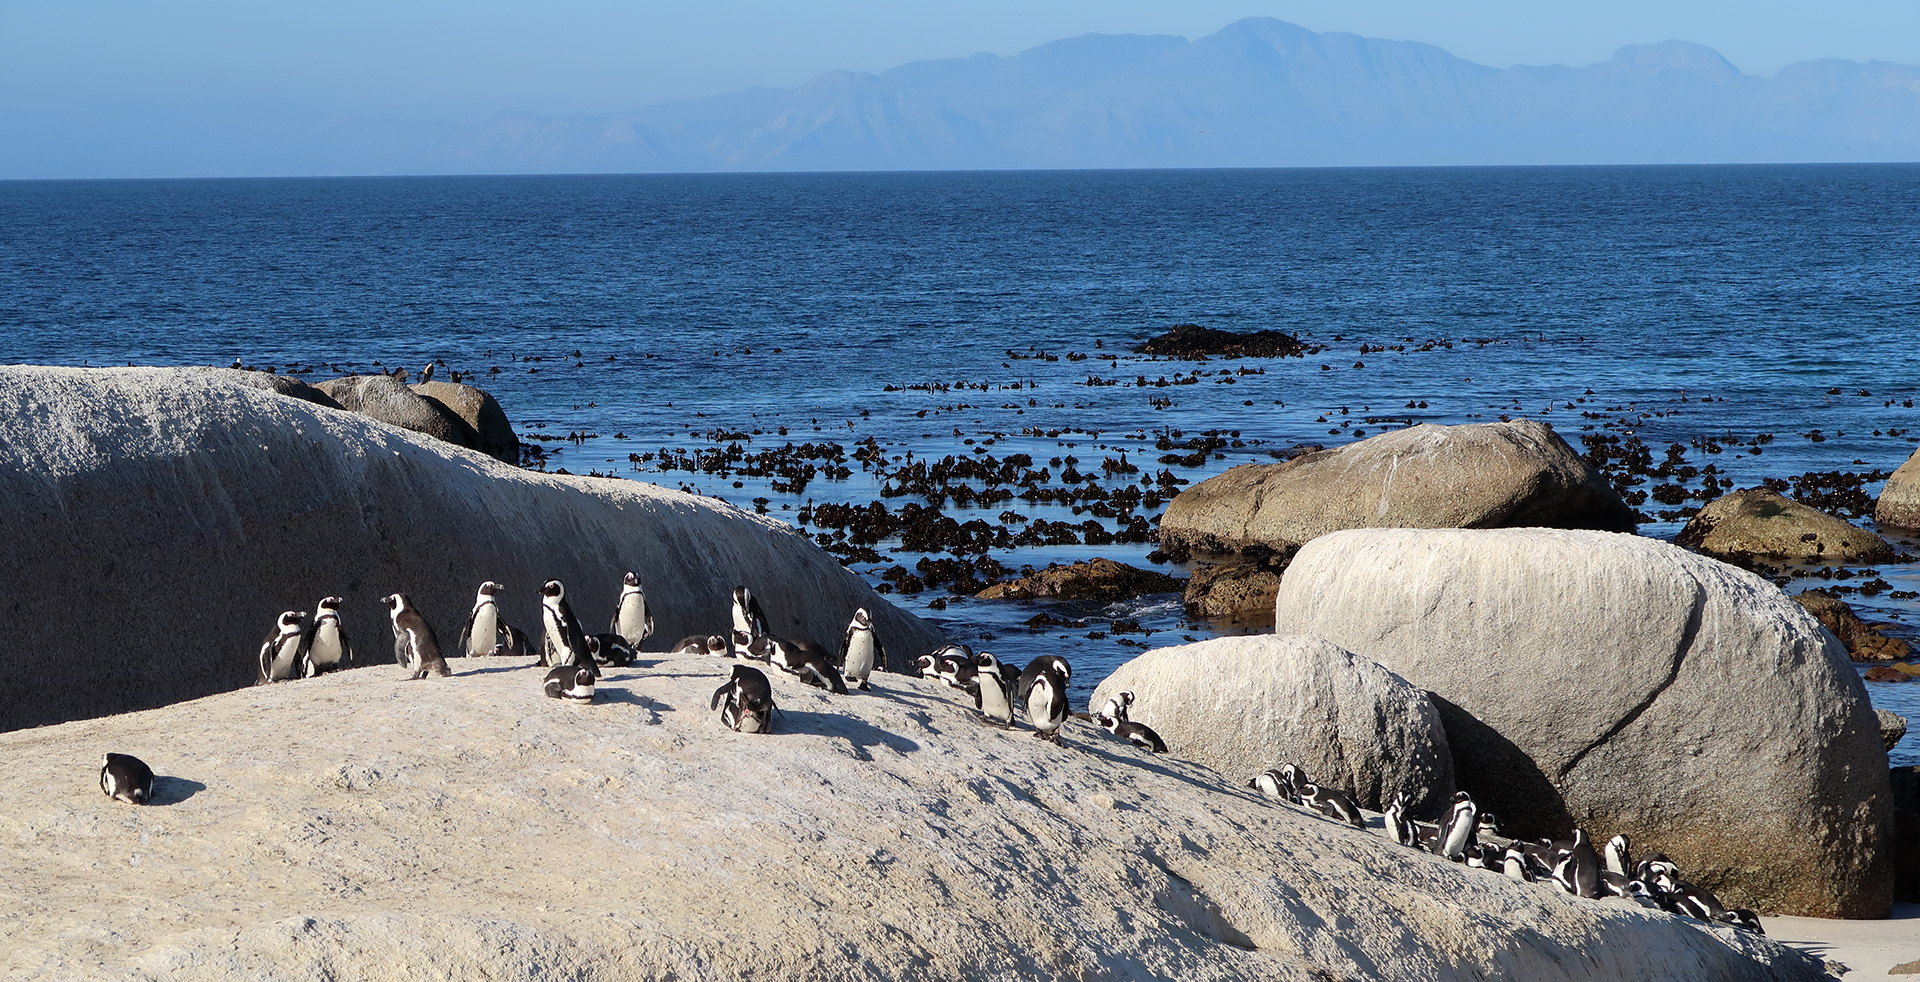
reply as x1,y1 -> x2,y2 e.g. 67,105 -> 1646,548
2,165 -> 1918,763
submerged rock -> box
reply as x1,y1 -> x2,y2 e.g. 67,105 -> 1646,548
1181,561 -> 1286,622
1793,589 -> 1912,662
974,557 -> 1181,602
1091,635 -> 1455,815
1158,420 -> 1635,562
0,366 -> 940,732
0,652 -> 1826,981
1135,323 -> 1306,359
1677,487 -> 1893,566
1272,527 -> 1893,918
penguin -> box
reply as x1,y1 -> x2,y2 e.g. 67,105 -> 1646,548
457,581 -> 507,658
611,572 -> 655,649
1247,769 -> 1289,802
419,362 -> 435,383
936,648 -> 977,691
1096,713 -> 1167,754
497,623 -> 531,659
384,593 -> 450,679
1435,791 -> 1478,861
1602,833 -> 1633,878
1016,655 -> 1072,709
913,652 -> 941,677
306,597 -> 353,674
100,753 -> 154,805
1299,781 -> 1366,828
1502,841 -> 1535,883
1096,690 -> 1135,724
1548,829 -> 1601,899
256,610 -> 311,685
1024,667 -> 1069,743
841,608 -> 885,691
1476,812 -> 1504,840
1382,792 -> 1417,848
730,586 -> 768,639
586,633 -> 638,668
766,636 -> 849,695
539,580 -> 595,676
971,652 -> 1015,727
671,634 -> 728,656
1720,909 -> 1765,935
712,664 -> 775,734
543,664 -> 595,703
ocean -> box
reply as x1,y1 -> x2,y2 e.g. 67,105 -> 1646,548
3,164 -> 1917,764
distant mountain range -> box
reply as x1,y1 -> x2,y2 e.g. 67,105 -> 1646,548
10,18 -> 1920,178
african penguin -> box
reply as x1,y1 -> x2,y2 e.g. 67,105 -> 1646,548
1299,781 -> 1366,828
1024,667 -> 1069,743
1435,791 -> 1479,861
496,623 -> 531,659
936,648 -> 977,690
767,636 -> 849,695
671,634 -> 728,656
1603,833 -> 1633,878
730,586 -> 768,639
1502,841 -> 1535,882
611,572 -> 655,649
457,581 -> 507,659
384,593 -> 450,679
539,580 -> 595,676
543,664 -> 595,703
1565,828 -> 1602,899
100,753 -> 154,805
1382,792 -> 1417,848
1096,714 -> 1167,754
307,597 -> 353,674
842,608 -> 885,691
587,633 -> 638,668
971,652 -> 1015,726
256,610 -> 311,685
1016,655 -> 1072,710
712,664 -> 775,734
1095,690 -> 1135,724
1247,769 -> 1289,802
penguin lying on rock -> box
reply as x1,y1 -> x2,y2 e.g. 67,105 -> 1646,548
1095,713 -> 1167,754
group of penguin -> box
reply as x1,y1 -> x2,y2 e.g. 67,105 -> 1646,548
1246,764 -> 1766,935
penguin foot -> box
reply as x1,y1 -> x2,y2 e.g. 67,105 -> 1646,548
858,681 -> 871,691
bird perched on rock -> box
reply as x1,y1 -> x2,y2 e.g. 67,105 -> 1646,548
1021,664 -> 1069,743
1298,779 -> 1365,828
539,580 -> 595,677
712,664 -> 775,733
611,572 -> 655,649
306,597 -> 353,674
257,610 -> 311,685
841,608 -> 885,691
385,593 -> 450,679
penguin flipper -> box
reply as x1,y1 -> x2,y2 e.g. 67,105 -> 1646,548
711,680 -> 734,712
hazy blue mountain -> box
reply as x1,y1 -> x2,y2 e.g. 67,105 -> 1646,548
7,18 -> 1918,178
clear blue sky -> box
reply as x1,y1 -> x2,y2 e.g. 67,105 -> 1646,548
4,0 -> 1917,120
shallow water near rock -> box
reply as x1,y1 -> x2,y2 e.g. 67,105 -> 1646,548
4,165 -> 1919,765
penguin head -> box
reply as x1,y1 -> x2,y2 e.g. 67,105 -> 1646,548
277,611 -> 307,634
705,634 -> 725,652
1477,813 -> 1503,837
541,580 -> 565,601
1094,714 -> 1118,733
1117,690 -> 1135,708
478,581 -> 501,597
318,597 -> 343,613
852,608 -> 872,629
732,586 -> 751,606
383,593 -> 406,614
623,571 -> 640,588
973,651 -> 1000,672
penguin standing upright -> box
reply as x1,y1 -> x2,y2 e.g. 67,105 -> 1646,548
971,652 -> 1015,726
457,582 -> 508,658
100,753 -> 155,805
256,611 -> 311,685
1435,791 -> 1479,862
539,580 -> 595,676
1021,665 -> 1069,743
1096,690 -> 1135,724
306,597 -> 353,674
712,664 -> 776,733
611,572 -> 655,649
730,586 -> 768,640
1563,828 -> 1602,899
1382,792 -> 1416,848
1016,655 -> 1072,704
384,593 -> 450,679
1603,833 -> 1633,878
841,608 -> 885,691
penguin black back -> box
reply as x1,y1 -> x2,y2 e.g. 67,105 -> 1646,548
100,753 -> 155,805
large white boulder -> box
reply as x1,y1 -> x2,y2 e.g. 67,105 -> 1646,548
1273,527 -> 1893,918
0,651 -> 1824,981
1090,635 -> 1455,816
0,366 -> 941,732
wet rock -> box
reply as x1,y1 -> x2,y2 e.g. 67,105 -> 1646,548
409,380 -> 519,464
1677,488 -> 1893,566
1881,709 -> 1911,751
1876,446 -> 1920,530
1867,666 -> 1913,683
315,374 -> 480,451
1182,561 -> 1286,622
1135,323 -> 1306,359
1273,527 -> 1893,918
1091,635 -> 1455,815
1159,420 -> 1635,561
974,558 -> 1181,602
1792,589 -> 1913,661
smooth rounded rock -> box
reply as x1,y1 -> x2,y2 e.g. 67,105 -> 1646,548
410,379 -> 520,464
1091,634 -> 1455,815
1272,527 -> 1893,918
316,373 -> 480,450
0,366 -> 943,732
1877,447 -> 1920,530
1159,419 -> 1635,561
1678,487 -> 1893,566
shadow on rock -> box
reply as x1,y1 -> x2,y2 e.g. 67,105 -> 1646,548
1429,693 -> 1571,836
775,710 -> 922,759
150,776 -> 207,806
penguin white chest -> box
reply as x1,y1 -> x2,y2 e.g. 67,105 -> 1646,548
469,605 -> 499,656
